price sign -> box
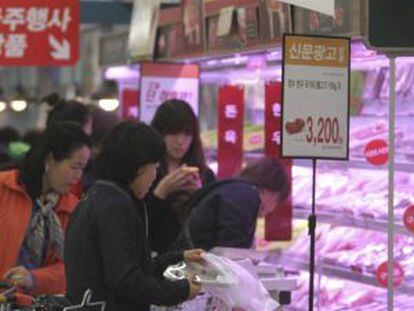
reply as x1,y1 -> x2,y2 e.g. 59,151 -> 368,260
376,261 -> 404,288
281,34 -> 350,159
364,139 -> 388,166
403,205 -> 414,233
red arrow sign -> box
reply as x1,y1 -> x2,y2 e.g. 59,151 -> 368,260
0,0 -> 79,66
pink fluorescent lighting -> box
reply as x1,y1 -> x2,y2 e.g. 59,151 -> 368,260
104,65 -> 140,81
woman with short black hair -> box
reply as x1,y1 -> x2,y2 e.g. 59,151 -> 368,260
0,122 -> 91,295
64,121 -> 202,311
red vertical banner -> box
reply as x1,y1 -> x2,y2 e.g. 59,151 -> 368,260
217,85 -> 244,179
264,81 -> 293,241
121,88 -> 139,119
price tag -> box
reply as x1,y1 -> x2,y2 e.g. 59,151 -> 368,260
376,261 -> 404,288
403,205 -> 414,233
281,34 -> 350,159
364,139 -> 388,166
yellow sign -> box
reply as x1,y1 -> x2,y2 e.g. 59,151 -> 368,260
284,35 -> 349,68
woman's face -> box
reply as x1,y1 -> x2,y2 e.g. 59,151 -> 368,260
259,189 -> 280,216
129,163 -> 159,199
164,132 -> 193,162
44,145 -> 90,194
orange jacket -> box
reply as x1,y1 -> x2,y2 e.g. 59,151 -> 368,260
0,170 -> 78,295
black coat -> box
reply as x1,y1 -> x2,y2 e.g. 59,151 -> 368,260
64,180 -> 189,311
173,179 -> 261,251
147,167 -> 216,255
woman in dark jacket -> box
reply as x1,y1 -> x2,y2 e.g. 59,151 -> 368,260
173,158 -> 290,251
148,99 -> 215,255
64,121 -> 201,311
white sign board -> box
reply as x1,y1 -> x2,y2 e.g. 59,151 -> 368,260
139,62 -> 199,123
281,34 -> 350,159
278,0 -> 334,17
128,0 -> 160,60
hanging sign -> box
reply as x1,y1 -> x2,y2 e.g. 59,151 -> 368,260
281,34 -> 350,160
0,0 -> 79,66
139,62 -> 199,123
217,85 -> 244,178
265,81 -> 292,241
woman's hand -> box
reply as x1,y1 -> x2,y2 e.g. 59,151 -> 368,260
154,167 -> 199,199
3,266 -> 34,290
186,273 -> 201,300
182,173 -> 202,192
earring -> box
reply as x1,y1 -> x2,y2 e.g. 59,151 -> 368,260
45,165 -> 49,174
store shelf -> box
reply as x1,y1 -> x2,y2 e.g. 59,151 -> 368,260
293,208 -> 411,236
275,256 -> 414,295
294,158 -> 414,173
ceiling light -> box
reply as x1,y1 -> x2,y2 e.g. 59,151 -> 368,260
0,101 -> 6,112
10,99 -> 28,112
98,98 -> 120,111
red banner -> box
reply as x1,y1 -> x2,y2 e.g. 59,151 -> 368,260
264,81 -> 292,241
217,85 -> 244,178
0,0 -> 79,66
121,88 -> 139,119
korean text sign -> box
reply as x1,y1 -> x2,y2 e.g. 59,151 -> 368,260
217,85 -> 244,178
139,62 -> 199,123
0,0 -> 79,66
281,34 -> 350,159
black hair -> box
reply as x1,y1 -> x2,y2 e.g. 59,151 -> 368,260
89,105 -> 120,149
151,99 -> 207,176
22,129 -> 43,148
19,122 -> 91,200
0,126 -> 20,145
44,93 -> 91,129
239,157 -> 291,202
95,121 -> 166,187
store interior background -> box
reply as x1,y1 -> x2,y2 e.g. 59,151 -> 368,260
0,0 -> 413,309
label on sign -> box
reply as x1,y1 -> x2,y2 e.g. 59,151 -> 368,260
139,62 -> 199,123
364,139 -> 388,166
403,205 -> 414,233
281,34 -> 350,159
376,261 -> 404,288
0,0 -> 79,66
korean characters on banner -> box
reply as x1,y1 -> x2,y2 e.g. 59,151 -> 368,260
281,34 -> 350,160
264,81 -> 292,241
217,85 -> 244,179
139,62 -> 200,123
0,0 -> 79,66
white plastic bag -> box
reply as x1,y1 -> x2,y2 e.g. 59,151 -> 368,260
201,253 -> 279,311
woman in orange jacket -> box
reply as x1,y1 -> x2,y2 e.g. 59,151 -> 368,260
0,122 -> 90,295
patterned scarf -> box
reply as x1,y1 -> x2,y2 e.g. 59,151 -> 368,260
25,192 -> 64,267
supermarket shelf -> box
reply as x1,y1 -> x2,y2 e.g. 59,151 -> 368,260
294,158 -> 414,173
276,256 -> 414,295
293,208 -> 412,236
204,147 -> 414,172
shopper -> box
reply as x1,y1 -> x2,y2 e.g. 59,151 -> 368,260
45,93 -> 92,135
0,122 -> 90,295
148,99 -> 216,255
64,121 -> 202,311
44,93 -> 93,197
173,157 -> 290,251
